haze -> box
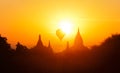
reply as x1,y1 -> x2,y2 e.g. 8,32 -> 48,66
0,0 -> 120,52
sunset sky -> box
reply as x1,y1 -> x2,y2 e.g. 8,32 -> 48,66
0,0 -> 120,52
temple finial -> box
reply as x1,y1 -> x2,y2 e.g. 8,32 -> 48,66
48,40 -> 51,48
78,27 -> 80,33
66,41 -> 69,49
39,34 -> 41,40
36,34 -> 43,47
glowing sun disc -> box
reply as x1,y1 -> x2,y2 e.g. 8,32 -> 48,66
58,20 -> 72,35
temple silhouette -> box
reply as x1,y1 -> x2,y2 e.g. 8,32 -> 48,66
64,28 -> 89,54
30,34 -> 54,57
74,28 -> 84,48
29,28 -> 88,57
0,29 -> 120,73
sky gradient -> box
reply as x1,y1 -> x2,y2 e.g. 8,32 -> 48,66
0,0 -> 120,52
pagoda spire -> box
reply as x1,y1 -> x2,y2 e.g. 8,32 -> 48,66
48,40 -> 52,48
78,27 -> 80,33
36,34 -> 43,47
39,34 -> 41,40
66,41 -> 69,49
74,28 -> 84,48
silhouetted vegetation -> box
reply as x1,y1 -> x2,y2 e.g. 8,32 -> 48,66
0,33 -> 120,73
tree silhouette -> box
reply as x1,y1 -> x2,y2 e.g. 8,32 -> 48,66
0,35 -> 13,58
0,35 -> 15,73
16,42 -> 28,55
91,34 -> 120,73
0,33 -> 120,73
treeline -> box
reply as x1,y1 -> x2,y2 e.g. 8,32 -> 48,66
0,34 -> 120,73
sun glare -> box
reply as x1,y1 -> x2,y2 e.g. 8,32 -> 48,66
58,20 -> 73,35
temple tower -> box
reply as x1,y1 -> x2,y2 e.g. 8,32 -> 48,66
36,34 -> 44,48
74,28 -> 84,49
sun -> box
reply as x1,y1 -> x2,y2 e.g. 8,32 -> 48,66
58,20 -> 73,35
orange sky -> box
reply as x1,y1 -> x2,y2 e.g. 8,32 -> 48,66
0,0 -> 120,52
